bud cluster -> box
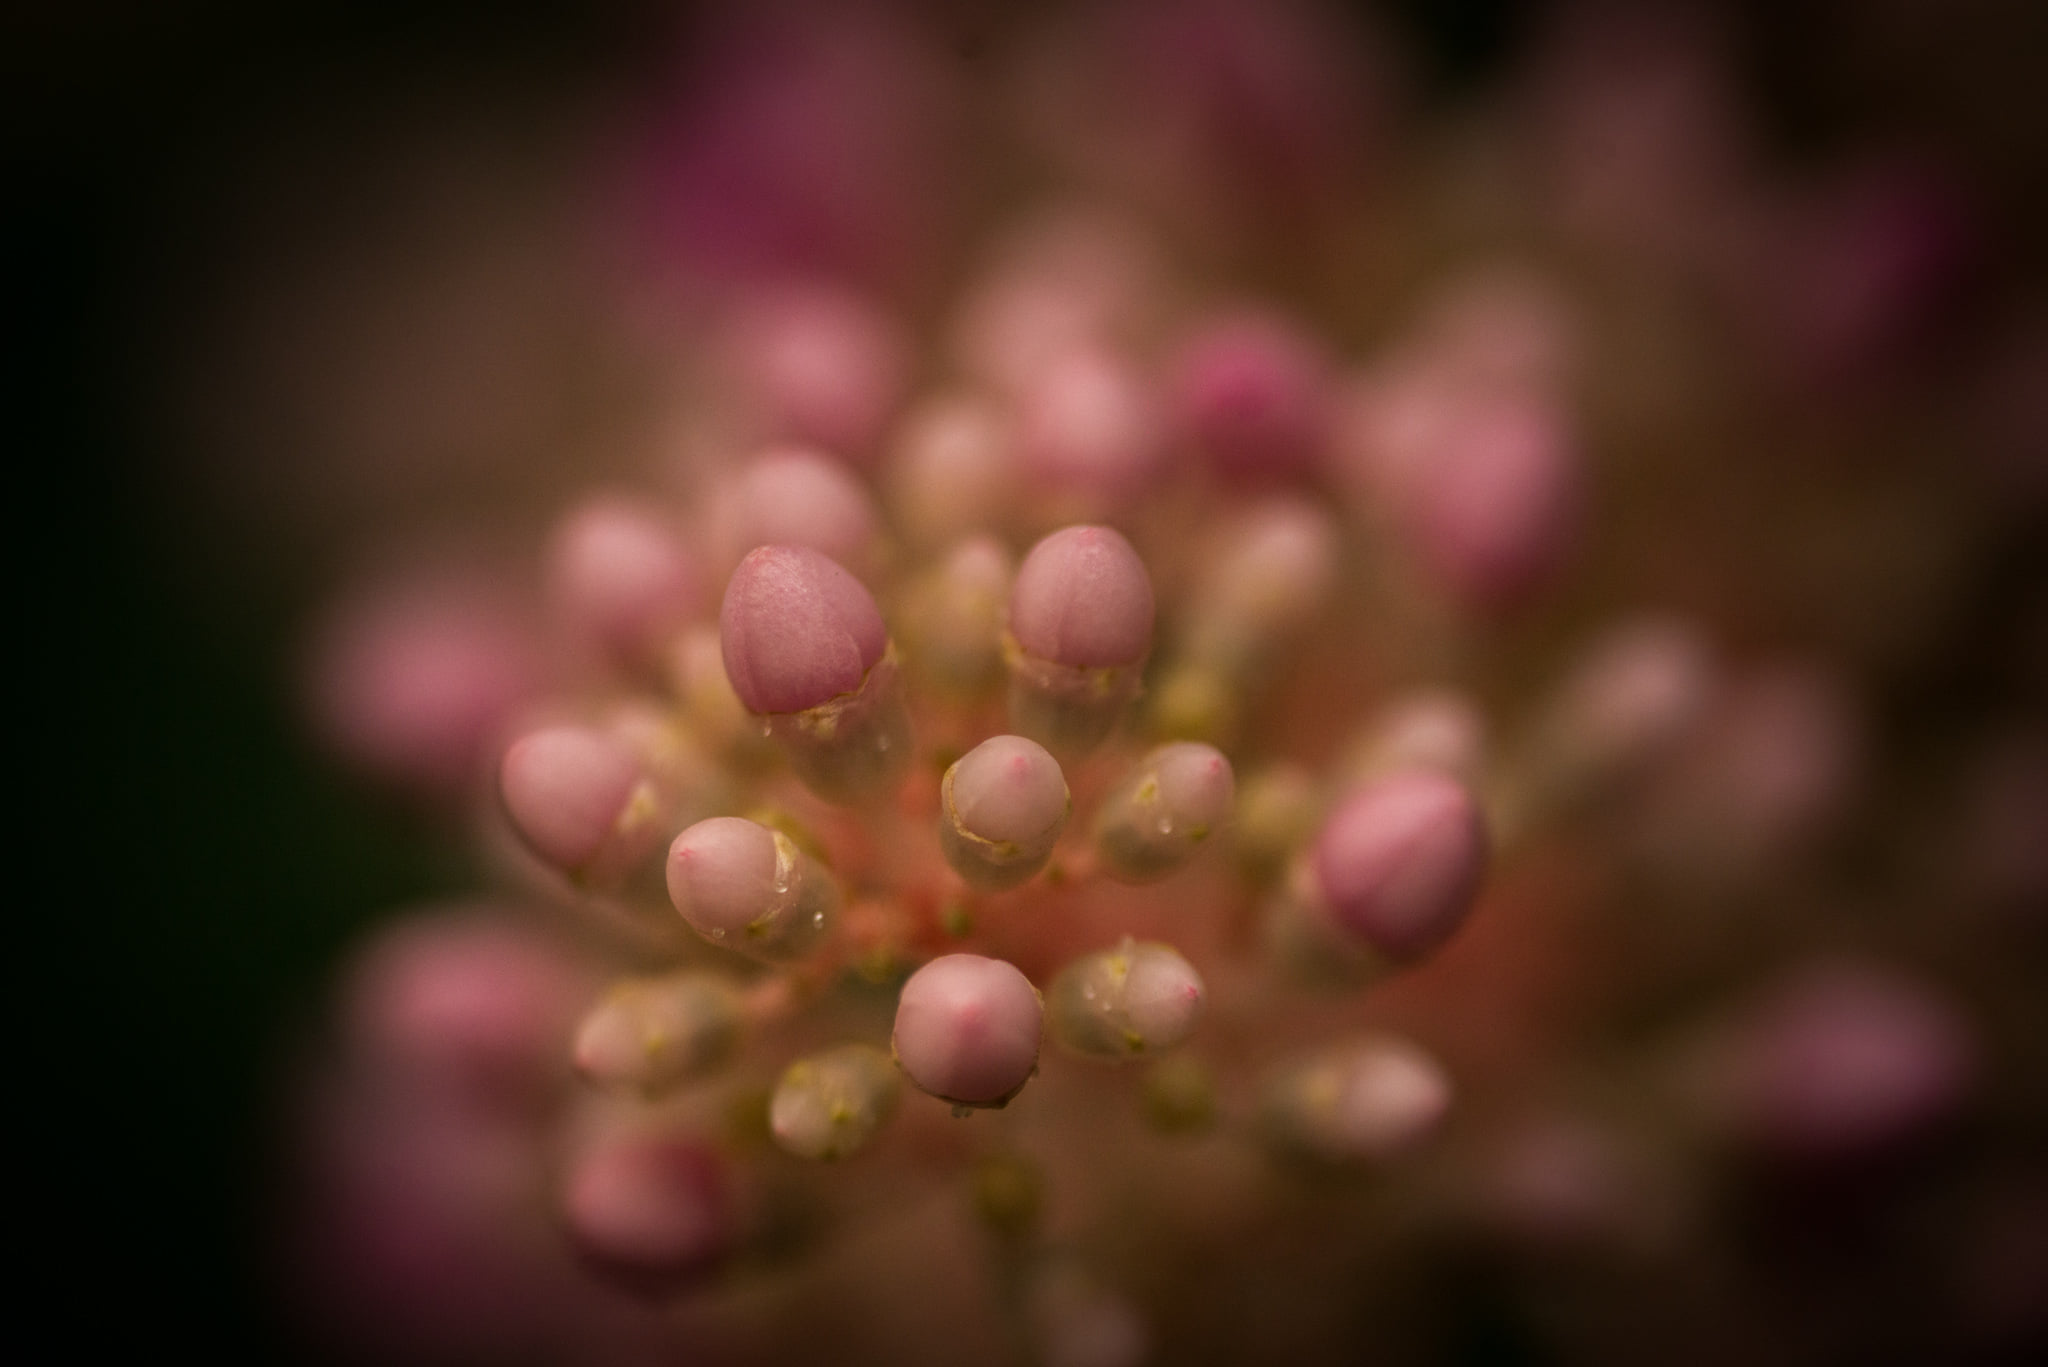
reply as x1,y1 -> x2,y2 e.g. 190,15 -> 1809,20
283,3 -> 2045,1364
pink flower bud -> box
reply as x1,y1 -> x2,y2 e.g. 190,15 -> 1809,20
1311,771 -> 1488,963
1706,962 -> 1975,1161
1263,1035 -> 1453,1164
1404,391 -> 1581,612
1093,742 -> 1236,883
498,726 -> 654,875
712,445 -> 881,576
1009,525 -> 1155,670
940,735 -> 1071,891
893,954 -> 1044,1107
1015,349 -> 1166,513
560,1135 -> 734,1291
1168,309 -> 1332,483
666,816 -> 835,961
722,284 -> 908,459
573,973 -> 743,1095
1048,940 -> 1205,1060
341,912 -> 590,1107
544,495 -> 702,667
719,544 -> 887,714
306,572 -> 541,799
948,202 -> 1166,396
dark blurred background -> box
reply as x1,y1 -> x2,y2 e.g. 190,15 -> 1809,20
14,1 -> 2044,1359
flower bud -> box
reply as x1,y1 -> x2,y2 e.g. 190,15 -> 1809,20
1337,691 -> 1488,789
342,912 -> 591,1107
1015,348 -> 1166,517
720,544 -> 911,802
666,817 -> 836,961
1643,660 -> 1860,877
769,1044 -> 902,1160
899,536 -> 1013,700
498,725 -> 666,882
306,571 -> 541,798
1310,770 -> 1487,964
711,445 -> 882,578
940,735 -> 1070,891
544,494 -> 703,668
1525,616 -> 1714,811
720,283 -> 908,460
1403,390 -> 1581,612
1168,308 -> 1332,484
949,202 -> 1165,396
1048,940 -> 1205,1061
560,1134 -> 735,1292
573,973 -> 743,1094
1262,1036 -> 1453,1164
892,954 -> 1044,1108
1181,497 -> 1340,669
1093,742 -> 1235,883
1006,525 -> 1155,758
1700,961 -> 1975,1161
885,393 -> 1020,548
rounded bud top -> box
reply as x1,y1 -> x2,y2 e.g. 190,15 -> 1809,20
1540,616 -> 1714,788
1713,962 -> 1975,1159
725,284 -> 908,458
1407,392 -> 1581,610
1170,309 -> 1332,482
1342,690 -> 1487,787
1266,1036 -> 1454,1164
893,954 -> 1044,1106
716,446 -> 881,574
1009,525 -> 1155,669
886,393 -> 1019,546
1049,941 -> 1205,1061
573,973 -> 742,1094
1094,742 -> 1236,883
720,545 -> 887,713
949,735 -> 1069,846
1312,771 -> 1488,962
561,1136 -> 734,1288
545,495 -> 702,662
940,734 -> 1069,889
665,816 -> 780,938
770,1044 -> 902,1160
1192,497 -> 1340,639
499,726 -> 644,872
1015,349 -> 1165,506
307,572 -> 540,797
343,913 -> 589,1102
666,816 -> 835,958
